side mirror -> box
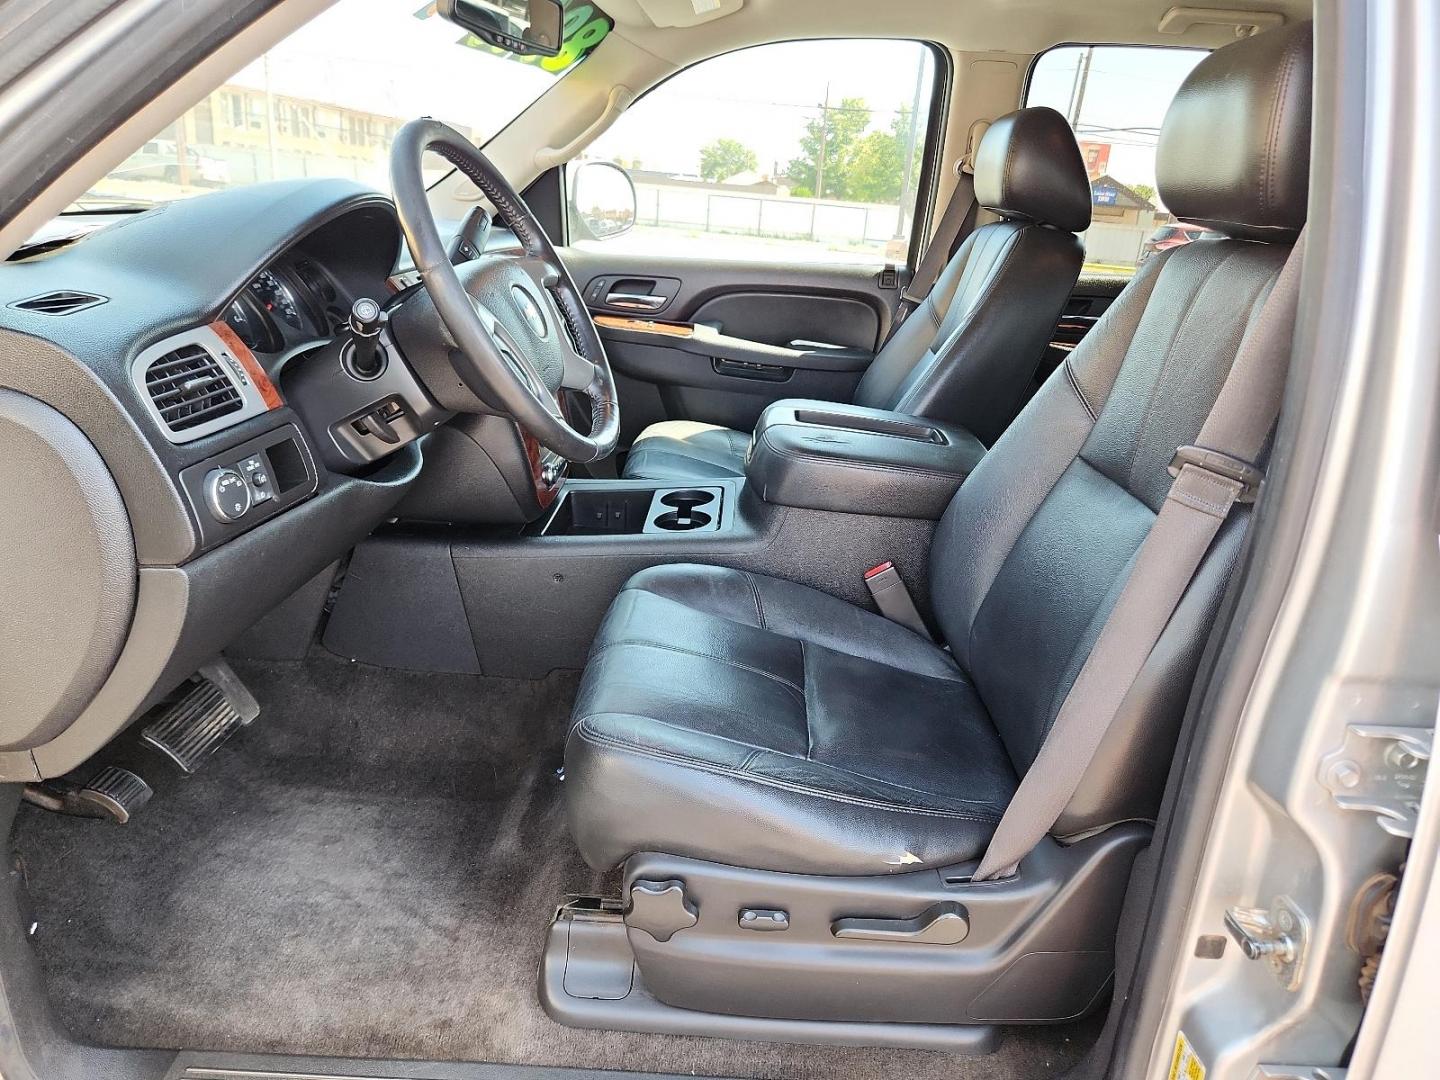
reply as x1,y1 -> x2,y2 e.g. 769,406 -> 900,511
568,161 -> 637,242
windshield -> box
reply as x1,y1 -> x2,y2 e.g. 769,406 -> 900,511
66,0 -> 611,213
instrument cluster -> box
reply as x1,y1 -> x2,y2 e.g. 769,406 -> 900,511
223,259 -> 348,355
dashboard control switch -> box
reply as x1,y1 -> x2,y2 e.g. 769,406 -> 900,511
204,467 -> 252,523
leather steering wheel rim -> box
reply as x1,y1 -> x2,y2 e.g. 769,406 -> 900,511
390,118 -> 619,463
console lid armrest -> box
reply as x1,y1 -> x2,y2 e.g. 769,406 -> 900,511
746,400 -> 987,520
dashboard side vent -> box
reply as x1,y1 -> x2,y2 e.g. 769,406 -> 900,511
11,289 -> 107,315
144,344 -> 243,433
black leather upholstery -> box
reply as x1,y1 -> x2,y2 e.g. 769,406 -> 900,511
620,420 -> 751,482
747,400 -> 987,520
620,106 -> 1090,480
568,565 -> 1016,874
571,24 -> 1312,874
1157,21 -> 1312,241
973,106 -> 1092,233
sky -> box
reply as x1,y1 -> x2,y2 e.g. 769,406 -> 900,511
1027,45 -> 1207,202
586,39 -> 936,180
226,0 -> 563,141
195,1 -> 1206,204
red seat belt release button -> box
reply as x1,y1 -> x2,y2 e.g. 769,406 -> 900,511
863,562 -> 932,639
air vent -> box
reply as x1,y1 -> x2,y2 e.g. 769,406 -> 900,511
144,344 -> 243,433
11,289 -> 107,315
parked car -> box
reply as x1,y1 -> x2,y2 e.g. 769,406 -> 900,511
112,138 -> 231,186
1138,220 -> 1225,262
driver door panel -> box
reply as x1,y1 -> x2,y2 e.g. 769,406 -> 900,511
560,247 -> 892,444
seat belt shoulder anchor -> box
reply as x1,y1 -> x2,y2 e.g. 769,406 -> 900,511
1168,444 -> 1264,503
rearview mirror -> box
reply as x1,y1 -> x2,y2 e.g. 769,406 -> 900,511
568,161 -> 637,242
437,0 -> 564,57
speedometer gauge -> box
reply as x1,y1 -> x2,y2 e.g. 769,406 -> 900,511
249,269 -> 304,330
223,293 -> 282,353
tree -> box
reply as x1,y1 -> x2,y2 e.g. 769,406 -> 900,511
846,104 -> 923,204
1128,182 -> 1157,206
785,95 -> 870,200
698,138 -> 758,183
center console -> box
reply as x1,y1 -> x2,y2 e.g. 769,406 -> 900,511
541,484 -> 727,536
746,400 -> 988,519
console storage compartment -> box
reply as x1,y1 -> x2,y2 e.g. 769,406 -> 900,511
747,400 -> 986,519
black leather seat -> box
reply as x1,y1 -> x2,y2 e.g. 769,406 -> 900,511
569,22 -> 1312,877
620,106 -> 1091,482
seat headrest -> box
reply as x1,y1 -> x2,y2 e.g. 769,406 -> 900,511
1157,21 -> 1312,242
973,106 -> 1091,234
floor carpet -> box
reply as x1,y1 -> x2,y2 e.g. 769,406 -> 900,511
12,651 -> 1098,1078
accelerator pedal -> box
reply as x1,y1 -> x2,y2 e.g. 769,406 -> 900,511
141,659 -> 259,773
22,766 -> 153,824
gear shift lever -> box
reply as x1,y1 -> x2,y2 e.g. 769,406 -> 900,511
346,297 -> 386,379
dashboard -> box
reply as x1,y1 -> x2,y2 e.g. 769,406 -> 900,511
0,179 -> 437,783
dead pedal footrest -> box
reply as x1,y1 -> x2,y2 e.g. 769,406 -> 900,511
141,660 -> 259,773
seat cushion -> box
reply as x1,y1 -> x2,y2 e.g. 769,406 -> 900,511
565,564 -> 1017,874
620,421 -> 750,481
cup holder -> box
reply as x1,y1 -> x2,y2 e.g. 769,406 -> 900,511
659,489 -> 717,512
653,509 -> 713,531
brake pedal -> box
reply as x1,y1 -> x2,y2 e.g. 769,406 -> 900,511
22,766 -> 153,824
141,659 -> 259,773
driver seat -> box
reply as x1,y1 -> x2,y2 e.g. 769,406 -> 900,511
562,22 -> 1311,1029
619,105 -> 1092,482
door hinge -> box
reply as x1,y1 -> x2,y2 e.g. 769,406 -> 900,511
1319,723 -> 1431,838
1223,895 -> 1310,991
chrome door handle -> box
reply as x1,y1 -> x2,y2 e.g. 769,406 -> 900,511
606,292 -> 667,310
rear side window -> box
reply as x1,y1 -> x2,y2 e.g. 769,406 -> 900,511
1026,45 -> 1206,276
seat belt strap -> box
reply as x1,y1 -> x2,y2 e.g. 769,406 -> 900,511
885,121 -> 988,342
972,230 -> 1308,882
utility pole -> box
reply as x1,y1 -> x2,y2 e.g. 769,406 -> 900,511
1068,46 -> 1094,127
263,53 -> 279,182
896,57 -> 925,237
175,116 -> 191,187
815,82 -> 831,199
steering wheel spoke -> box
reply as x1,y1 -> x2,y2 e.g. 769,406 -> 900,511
389,118 -> 619,463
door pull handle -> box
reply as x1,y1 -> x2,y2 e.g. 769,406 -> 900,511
606,292 -> 667,310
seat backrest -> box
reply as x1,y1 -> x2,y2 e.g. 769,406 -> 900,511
929,22 -> 1313,834
854,106 -> 1091,445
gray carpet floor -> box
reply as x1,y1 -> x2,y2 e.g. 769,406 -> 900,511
12,651 -> 1098,1079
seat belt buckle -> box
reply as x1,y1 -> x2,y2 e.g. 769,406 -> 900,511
1168,445 -> 1264,503
864,562 -> 933,639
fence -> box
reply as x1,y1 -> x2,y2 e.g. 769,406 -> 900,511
634,183 -> 910,249
634,181 -> 1153,269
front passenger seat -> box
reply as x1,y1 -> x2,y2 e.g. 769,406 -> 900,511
621,106 -> 1092,481
562,20 -> 1312,1031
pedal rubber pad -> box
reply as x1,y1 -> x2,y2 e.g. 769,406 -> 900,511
141,660 -> 259,773
77,766 -> 153,824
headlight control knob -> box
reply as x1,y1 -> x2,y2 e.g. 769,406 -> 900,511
204,467 -> 252,523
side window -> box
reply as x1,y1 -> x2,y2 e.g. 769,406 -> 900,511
568,39 -> 938,267
1026,45 -> 1207,276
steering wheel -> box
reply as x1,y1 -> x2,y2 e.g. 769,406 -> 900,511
389,118 -> 619,463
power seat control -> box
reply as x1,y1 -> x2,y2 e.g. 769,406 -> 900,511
204,467 -> 252,523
